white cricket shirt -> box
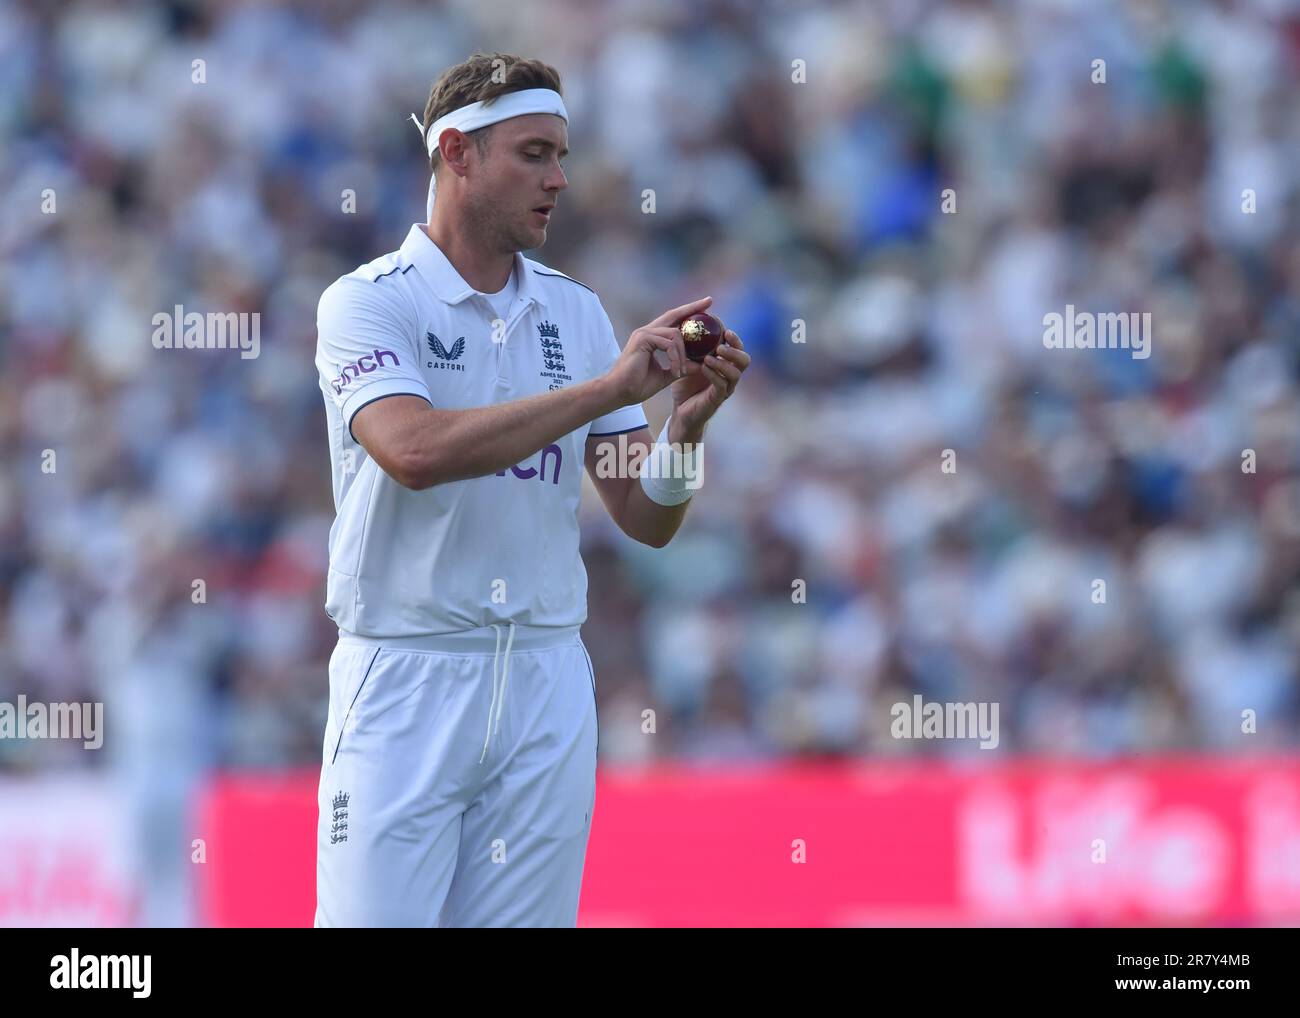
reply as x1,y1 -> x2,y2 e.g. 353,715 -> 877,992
315,223 -> 649,637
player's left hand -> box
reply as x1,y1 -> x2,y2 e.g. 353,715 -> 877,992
669,329 -> 749,441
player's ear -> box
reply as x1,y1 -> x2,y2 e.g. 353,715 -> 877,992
438,129 -> 473,180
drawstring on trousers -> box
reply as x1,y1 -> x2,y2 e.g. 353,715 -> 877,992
479,621 -> 517,764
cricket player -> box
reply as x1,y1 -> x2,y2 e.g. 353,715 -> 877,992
312,52 -> 749,927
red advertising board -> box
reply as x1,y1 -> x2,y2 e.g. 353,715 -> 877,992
195,758 -> 1300,927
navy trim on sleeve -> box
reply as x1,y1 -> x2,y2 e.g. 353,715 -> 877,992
530,266 -> 596,295
587,424 -> 650,438
369,263 -> 417,282
347,391 -> 434,443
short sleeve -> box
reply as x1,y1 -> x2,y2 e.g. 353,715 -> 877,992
316,276 -> 432,439
587,303 -> 650,437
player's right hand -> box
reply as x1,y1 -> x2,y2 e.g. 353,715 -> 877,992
605,297 -> 711,406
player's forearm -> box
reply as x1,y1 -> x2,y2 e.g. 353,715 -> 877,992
617,409 -> 704,547
409,376 -> 625,488
619,480 -> 692,548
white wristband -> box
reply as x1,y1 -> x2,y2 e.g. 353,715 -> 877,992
639,419 -> 704,506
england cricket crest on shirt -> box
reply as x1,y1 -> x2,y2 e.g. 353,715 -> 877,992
330,791 -> 350,844
537,320 -> 572,388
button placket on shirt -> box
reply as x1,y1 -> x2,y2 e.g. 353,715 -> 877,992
492,297 -> 533,389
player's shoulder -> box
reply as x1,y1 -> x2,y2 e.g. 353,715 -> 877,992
334,246 -> 419,290
523,257 -> 603,311
319,248 -> 419,321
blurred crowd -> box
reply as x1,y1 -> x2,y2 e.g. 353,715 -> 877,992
1,0 -> 1298,785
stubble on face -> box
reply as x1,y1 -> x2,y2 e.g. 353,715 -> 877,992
463,182 -> 524,255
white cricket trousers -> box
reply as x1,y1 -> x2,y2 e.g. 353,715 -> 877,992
314,622 -> 598,927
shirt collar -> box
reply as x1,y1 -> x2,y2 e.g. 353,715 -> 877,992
401,224 -> 546,309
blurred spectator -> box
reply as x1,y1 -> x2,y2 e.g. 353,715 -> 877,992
0,0 -> 1296,801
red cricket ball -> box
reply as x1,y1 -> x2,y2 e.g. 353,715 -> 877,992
678,311 -> 725,362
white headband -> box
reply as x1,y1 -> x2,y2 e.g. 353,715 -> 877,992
409,88 -> 569,220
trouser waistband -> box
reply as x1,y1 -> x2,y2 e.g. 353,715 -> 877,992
337,623 -> 580,655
